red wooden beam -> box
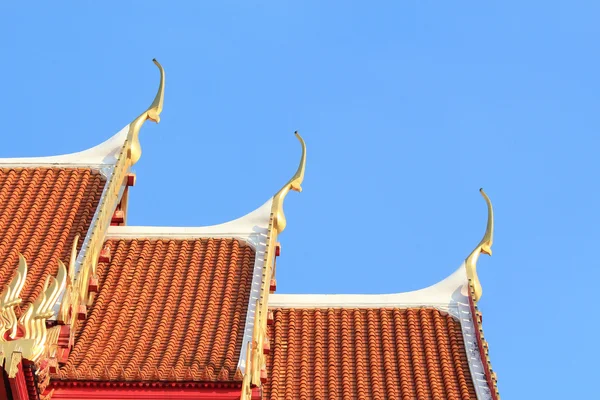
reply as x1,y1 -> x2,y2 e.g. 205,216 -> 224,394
0,367 -> 10,400
49,386 -> 261,400
7,361 -> 29,400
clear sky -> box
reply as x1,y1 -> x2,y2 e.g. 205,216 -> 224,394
1,2 -> 597,398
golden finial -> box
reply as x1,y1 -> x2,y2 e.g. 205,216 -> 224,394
147,59 -> 165,123
465,188 -> 494,302
127,59 -> 166,165
272,131 -> 306,233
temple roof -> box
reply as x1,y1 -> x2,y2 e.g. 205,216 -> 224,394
0,167 -> 104,312
265,307 -> 477,400
266,264 -> 497,400
0,62 -> 501,400
58,237 -> 255,382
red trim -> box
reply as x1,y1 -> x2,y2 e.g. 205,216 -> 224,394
468,291 -> 499,400
99,246 -> 111,263
7,362 -> 29,400
50,381 -> 242,389
88,276 -> 99,293
0,368 -> 10,400
21,361 -> 38,400
77,305 -> 87,320
126,174 -> 136,187
111,209 -> 125,224
48,382 -> 261,400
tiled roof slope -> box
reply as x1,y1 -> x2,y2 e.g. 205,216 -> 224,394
265,307 -> 477,400
0,167 -> 105,313
58,238 -> 255,382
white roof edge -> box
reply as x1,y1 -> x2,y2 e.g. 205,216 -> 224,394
0,124 -> 129,167
458,302 -> 495,400
269,263 -> 469,311
106,197 -> 274,242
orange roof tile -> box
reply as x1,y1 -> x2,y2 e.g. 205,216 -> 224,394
58,238 -> 255,382
265,307 -> 477,400
0,167 -> 105,314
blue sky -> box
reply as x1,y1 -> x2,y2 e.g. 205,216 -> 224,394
1,2 -> 598,398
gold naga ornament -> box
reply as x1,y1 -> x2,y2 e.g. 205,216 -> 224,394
465,188 -> 494,303
0,254 -> 67,377
272,131 -> 306,233
57,59 -> 165,342
242,132 -> 306,398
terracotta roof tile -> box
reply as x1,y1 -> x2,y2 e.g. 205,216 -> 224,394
58,238 -> 255,382
265,307 -> 477,400
0,167 -> 105,313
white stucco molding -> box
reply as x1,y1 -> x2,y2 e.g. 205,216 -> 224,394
269,263 -> 470,318
458,301 -> 494,400
0,125 -> 129,167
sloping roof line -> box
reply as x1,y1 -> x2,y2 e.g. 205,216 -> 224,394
57,237 -> 255,382
269,264 -> 469,315
268,264 -> 496,400
0,125 -> 130,167
264,307 -> 479,400
106,198 -> 274,376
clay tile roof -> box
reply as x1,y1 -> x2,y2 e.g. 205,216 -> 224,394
0,167 -> 105,313
58,237 -> 255,382
265,307 -> 477,400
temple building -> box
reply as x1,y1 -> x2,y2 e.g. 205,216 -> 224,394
0,61 -> 500,400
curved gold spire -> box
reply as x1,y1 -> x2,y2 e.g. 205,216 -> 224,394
127,59 -> 166,165
272,131 -> 306,233
465,188 -> 494,302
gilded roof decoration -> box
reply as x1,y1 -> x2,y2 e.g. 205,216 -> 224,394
0,254 -> 67,370
465,188 -> 494,303
126,59 -> 165,166
272,131 -> 306,233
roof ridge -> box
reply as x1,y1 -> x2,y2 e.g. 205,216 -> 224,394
268,264 -> 469,312
105,198 -> 273,242
0,124 -> 130,168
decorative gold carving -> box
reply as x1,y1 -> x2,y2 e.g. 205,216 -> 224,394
244,133 -> 308,394
58,235 -> 79,323
272,131 -> 306,233
59,60 -> 166,344
240,340 -> 252,399
0,254 -> 27,340
40,389 -> 55,400
8,351 -> 22,378
68,234 -> 79,284
127,59 -> 165,166
37,359 -> 51,394
0,255 -> 67,366
465,188 -> 494,302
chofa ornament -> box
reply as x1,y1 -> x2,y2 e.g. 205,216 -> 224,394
0,254 -> 67,375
